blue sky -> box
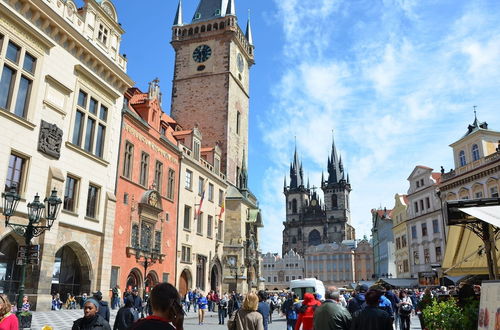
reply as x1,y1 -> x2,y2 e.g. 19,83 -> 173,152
113,0 -> 500,255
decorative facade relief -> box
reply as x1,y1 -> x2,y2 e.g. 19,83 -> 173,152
38,120 -> 63,159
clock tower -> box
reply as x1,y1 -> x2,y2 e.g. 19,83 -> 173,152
170,0 -> 254,186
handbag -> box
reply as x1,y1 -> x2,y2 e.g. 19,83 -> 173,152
227,309 -> 240,330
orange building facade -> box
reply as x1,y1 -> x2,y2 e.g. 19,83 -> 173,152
111,80 -> 181,296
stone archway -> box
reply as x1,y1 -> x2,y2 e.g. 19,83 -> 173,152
51,243 -> 92,299
179,269 -> 192,297
0,234 -> 23,302
126,268 -> 143,292
209,256 -> 222,292
145,271 -> 159,295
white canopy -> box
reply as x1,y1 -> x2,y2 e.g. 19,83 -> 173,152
459,205 -> 500,228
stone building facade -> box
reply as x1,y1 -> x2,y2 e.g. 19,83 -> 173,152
371,208 -> 396,278
354,239 -> 374,281
392,194 -> 411,278
175,127 -> 227,297
282,139 -> 355,257
169,0 -> 263,294
0,0 -> 132,310
406,166 -> 444,280
112,81 -> 180,298
440,116 -> 500,276
262,250 -> 304,290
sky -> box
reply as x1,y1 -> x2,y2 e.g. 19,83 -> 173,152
112,0 -> 500,255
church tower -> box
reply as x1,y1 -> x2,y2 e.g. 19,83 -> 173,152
170,0 -> 254,186
321,136 -> 355,242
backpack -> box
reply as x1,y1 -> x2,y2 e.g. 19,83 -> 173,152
399,303 -> 412,315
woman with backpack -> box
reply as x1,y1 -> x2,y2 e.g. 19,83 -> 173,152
398,291 -> 413,330
294,293 -> 317,330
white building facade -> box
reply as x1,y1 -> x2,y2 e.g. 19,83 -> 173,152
262,250 -> 304,290
0,0 -> 132,310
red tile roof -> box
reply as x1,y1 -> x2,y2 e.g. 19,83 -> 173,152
431,172 -> 442,184
129,93 -> 148,105
201,147 -> 214,153
416,165 -> 433,170
402,195 -> 409,205
172,130 -> 193,136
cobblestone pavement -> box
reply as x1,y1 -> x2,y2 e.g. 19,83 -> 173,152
30,308 -> 422,329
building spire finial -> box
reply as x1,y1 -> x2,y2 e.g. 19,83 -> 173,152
245,9 -> 254,46
173,0 -> 183,26
226,0 -> 236,15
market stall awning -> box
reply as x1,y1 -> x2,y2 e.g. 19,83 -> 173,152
458,205 -> 500,228
378,278 -> 418,288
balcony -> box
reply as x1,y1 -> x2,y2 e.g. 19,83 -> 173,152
442,151 -> 500,181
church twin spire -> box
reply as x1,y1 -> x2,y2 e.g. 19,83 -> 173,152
326,134 -> 348,184
173,0 -> 253,45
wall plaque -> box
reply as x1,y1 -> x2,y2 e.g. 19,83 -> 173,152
38,120 -> 63,159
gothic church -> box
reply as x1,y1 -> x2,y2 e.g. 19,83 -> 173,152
282,138 -> 356,256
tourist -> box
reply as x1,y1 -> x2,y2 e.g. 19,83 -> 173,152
347,284 -> 368,315
189,289 -> 196,313
281,293 -> 298,330
129,283 -> 184,330
294,293 -> 317,330
0,294 -> 18,330
21,295 -> 30,312
72,298 -> 111,330
184,292 -> 190,312
257,290 -> 270,330
52,293 -> 63,310
351,289 -> 393,330
81,293 -> 88,309
218,293 -> 229,325
131,289 -> 143,317
93,291 -> 110,322
227,292 -> 264,330
197,291 -> 208,325
398,291 -> 413,330
313,287 -> 351,330
66,294 -> 77,309
112,296 -> 138,330
112,285 -> 121,310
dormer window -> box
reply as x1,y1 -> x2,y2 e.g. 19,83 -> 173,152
195,12 -> 201,19
215,9 -> 221,15
160,126 -> 166,136
472,144 -> 480,161
98,24 -> 109,45
459,150 -> 466,167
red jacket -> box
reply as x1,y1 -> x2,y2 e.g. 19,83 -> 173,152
294,293 -> 317,330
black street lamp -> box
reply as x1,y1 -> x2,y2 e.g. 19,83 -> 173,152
1,186 -> 62,311
135,247 -> 160,300
228,257 -> 245,292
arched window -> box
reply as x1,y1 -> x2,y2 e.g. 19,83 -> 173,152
292,199 -> 297,214
332,195 -> 338,209
292,237 -> 297,244
459,150 -> 466,167
207,24 -> 212,31
194,27 -> 199,34
188,28 -> 193,36
472,144 -> 480,161
308,230 -> 321,246
201,25 -> 206,32
131,224 -> 139,248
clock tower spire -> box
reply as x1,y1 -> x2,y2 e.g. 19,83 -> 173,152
170,0 -> 254,186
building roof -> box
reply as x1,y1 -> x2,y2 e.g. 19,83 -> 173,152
192,0 -> 229,23
172,130 -> 193,136
431,172 -> 442,184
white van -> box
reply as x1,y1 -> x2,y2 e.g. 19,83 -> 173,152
290,278 -> 325,301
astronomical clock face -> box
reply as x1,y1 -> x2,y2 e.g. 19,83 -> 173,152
148,192 -> 159,208
193,45 -> 212,63
311,199 -> 318,206
237,53 -> 245,73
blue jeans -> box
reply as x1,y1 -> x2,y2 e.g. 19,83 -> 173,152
287,319 -> 296,330
193,301 -> 198,312
218,308 -> 226,324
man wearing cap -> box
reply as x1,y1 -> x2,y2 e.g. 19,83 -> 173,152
72,298 -> 111,330
93,291 -> 110,322
347,284 -> 368,315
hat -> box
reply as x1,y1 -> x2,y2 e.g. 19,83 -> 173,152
92,291 -> 103,300
356,284 -> 369,293
84,298 -> 99,310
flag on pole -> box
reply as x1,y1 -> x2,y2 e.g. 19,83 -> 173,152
218,193 -> 226,220
197,179 -> 208,217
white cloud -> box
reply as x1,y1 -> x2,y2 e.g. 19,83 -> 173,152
258,0 -> 500,254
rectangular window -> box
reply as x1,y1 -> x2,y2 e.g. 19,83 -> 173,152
268,277 -> 271,283
197,212 -> 203,234
491,187 -> 499,198
72,111 -> 85,145
416,181 -> 420,188
99,105 -> 108,121
110,266 -> 119,289
217,220 -> 223,241
426,197 -> 430,209
167,169 -> 175,199
160,126 -> 166,136
414,202 -> 418,213
403,260 -> 409,272
411,226 -> 417,239
435,246 -> 442,261
218,189 -> 224,206
5,153 -> 26,193
95,124 -> 105,158
198,177 -> 204,196
98,24 -> 109,45
162,273 -> 169,283
432,219 -> 439,233
193,141 -> 200,160
236,111 -> 241,135
13,76 -> 32,118
208,183 -> 214,202
285,276 -> 290,282
78,90 -> 87,107
64,175 -> 79,212
6,42 -> 20,63
207,215 -> 213,238
89,98 -> 98,114
139,152 -> 150,186
183,205 -> 191,230
421,223 -> 428,237
181,245 -> 191,263
413,251 -> 419,265
86,184 -> 99,219
396,237 -> 401,250
22,53 -> 36,74
84,118 -> 95,152
154,231 -> 161,253
123,142 -> 134,178
185,170 -> 192,190
424,248 -> 430,264
402,235 -> 407,247
154,161 -> 163,192
420,199 -> 424,211
0,66 -> 15,109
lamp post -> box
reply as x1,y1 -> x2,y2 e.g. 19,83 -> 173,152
1,186 -> 62,311
135,247 -> 159,300
228,257 -> 245,292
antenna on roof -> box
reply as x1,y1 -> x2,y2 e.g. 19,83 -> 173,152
473,105 -> 478,120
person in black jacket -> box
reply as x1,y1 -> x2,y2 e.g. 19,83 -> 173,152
72,298 -> 111,330
93,291 -> 110,323
113,296 -> 138,330
351,289 -> 393,330
129,283 -> 184,330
